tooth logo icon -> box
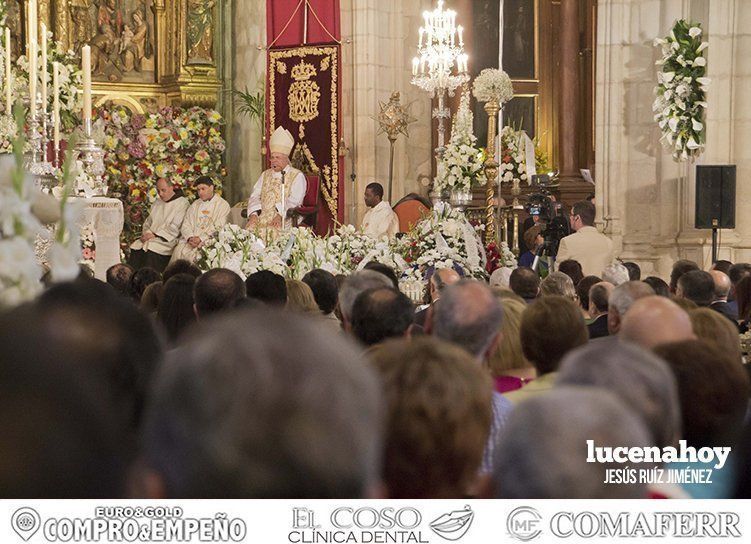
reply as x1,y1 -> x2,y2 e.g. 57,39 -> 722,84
429,505 -> 474,541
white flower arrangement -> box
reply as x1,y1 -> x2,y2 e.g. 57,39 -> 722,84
653,20 -> 709,162
0,115 -> 83,308
79,221 -> 96,273
499,125 -> 529,185
197,224 -> 289,280
435,92 -> 485,194
472,68 -> 514,105
199,202 -> 488,300
398,202 -> 487,282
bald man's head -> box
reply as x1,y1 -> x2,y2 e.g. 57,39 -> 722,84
430,268 -> 461,302
709,270 -> 731,301
620,296 -> 695,350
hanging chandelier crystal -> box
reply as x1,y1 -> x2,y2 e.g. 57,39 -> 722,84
411,0 -> 470,96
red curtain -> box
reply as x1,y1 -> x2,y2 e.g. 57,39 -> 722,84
267,0 -> 341,48
267,0 -> 343,233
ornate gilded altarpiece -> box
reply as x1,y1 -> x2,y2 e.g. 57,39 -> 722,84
6,0 -> 224,113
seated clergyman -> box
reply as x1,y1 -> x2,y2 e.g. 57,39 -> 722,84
245,126 -> 306,231
171,177 -> 230,264
129,179 -> 189,272
361,182 -> 398,240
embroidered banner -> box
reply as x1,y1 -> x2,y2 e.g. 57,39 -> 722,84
268,45 -> 343,231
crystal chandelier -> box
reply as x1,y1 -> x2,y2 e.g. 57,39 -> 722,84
411,0 -> 470,157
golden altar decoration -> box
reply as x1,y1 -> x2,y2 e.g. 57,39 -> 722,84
6,0 -> 221,113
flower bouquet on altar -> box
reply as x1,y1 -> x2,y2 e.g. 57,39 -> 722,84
653,20 -> 709,161
198,224 -> 288,280
397,202 -> 487,282
434,93 -> 486,198
499,125 -> 532,186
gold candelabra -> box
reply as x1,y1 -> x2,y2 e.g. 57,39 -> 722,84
483,99 -> 500,245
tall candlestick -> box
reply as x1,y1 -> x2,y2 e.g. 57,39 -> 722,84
53,61 -> 60,155
81,45 -> 92,127
40,22 -> 47,114
281,183 -> 286,223
412,57 -> 419,76
458,25 -> 464,47
5,28 -> 11,115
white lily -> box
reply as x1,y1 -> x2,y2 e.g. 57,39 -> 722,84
694,57 -> 707,67
668,117 -> 680,132
692,118 -> 704,132
689,27 -> 702,38
662,71 -> 676,83
686,137 -> 700,150
696,77 -> 711,86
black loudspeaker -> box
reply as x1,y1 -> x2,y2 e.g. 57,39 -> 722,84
695,165 -> 736,229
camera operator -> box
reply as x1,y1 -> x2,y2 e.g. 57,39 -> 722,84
556,201 -> 614,276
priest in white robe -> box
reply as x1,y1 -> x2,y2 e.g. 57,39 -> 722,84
361,182 -> 399,240
171,176 -> 231,264
129,179 -> 190,272
246,126 -> 306,231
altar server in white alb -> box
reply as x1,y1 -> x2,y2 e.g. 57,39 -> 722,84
129,179 -> 190,272
171,176 -> 231,264
246,126 -> 306,230
361,182 -> 399,240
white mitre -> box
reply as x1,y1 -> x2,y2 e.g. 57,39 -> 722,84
269,126 -> 295,156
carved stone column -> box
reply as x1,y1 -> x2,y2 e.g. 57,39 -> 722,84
559,0 -> 580,178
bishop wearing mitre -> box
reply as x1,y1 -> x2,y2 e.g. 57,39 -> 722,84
171,176 -> 231,264
246,127 -> 306,230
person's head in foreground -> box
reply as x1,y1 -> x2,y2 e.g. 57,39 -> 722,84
654,340 -> 750,450
431,280 -> 504,361
0,279 -> 165,498
493,387 -> 652,499
520,296 -> 588,377
370,337 -> 492,498
557,341 -> 680,450
140,308 -> 382,498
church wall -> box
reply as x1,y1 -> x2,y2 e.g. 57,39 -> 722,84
341,0 -> 434,225
597,0 -> 751,278
231,0 -> 267,204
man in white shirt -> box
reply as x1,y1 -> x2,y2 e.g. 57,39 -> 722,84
361,182 -> 399,240
556,200 -> 615,277
129,179 -> 190,272
246,126 -> 306,231
171,176 -> 231,264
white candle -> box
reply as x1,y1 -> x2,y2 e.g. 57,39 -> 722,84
281,183 -> 286,222
40,22 -> 47,113
412,57 -> 419,76
81,45 -> 92,125
28,0 -> 38,120
458,25 -> 464,47
418,27 -> 424,49
5,28 -> 11,115
53,61 -> 60,152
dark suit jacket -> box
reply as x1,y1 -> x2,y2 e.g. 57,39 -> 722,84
710,301 -> 739,323
587,313 -> 610,339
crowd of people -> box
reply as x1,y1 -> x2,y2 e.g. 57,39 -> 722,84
2,198 -> 751,500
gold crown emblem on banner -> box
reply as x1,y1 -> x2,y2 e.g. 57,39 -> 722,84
291,61 -> 317,81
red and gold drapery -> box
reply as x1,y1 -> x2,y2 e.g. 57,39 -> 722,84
267,0 -> 343,232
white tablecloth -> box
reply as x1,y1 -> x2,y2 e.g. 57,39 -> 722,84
71,196 -> 124,281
